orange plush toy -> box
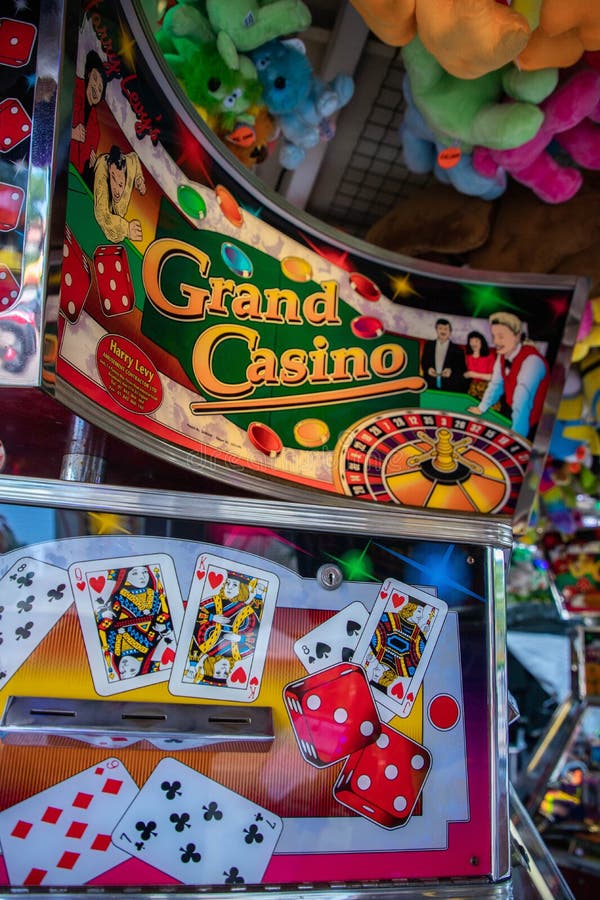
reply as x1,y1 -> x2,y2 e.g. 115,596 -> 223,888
518,2 -> 600,71
350,1 -> 532,79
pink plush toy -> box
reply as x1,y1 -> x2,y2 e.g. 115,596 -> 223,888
473,67 -> 600,202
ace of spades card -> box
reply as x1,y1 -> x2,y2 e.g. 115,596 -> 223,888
353,579 -> 448,718
293,601 -> 369,673
0,556 -> 74,689
68,554 -> 184,696
169,553 -> 278,703
111,758 -> 283,885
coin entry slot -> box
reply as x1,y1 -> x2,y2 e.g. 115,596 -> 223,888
208,716 -> 252,725
121,713 -> 168,721
30,708 -> 77,717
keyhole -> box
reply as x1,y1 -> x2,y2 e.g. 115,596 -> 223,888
317,564 -> 343,591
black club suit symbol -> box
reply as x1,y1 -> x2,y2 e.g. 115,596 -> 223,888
16,596 -> 34,613
16,571 -> 34,588
160,779 -> 182,799
135,820 -> 157,841
224,867 -> 244,884
170,812 -> 191,832
180,843 -> 201,863
47,584 -> 66,602
244,824 -> 263,844
203,801 -> 223,821
15,622 -> 33,640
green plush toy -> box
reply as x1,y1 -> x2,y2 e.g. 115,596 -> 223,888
155,2 -> 214,56
205,0 -> 312,69
165,37 -> 262,132
402,35 -> 559,152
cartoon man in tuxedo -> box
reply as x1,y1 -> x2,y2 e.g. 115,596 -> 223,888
421,318 -> 466,392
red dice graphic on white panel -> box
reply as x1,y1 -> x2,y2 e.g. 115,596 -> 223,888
0,264 -> 21,311
333,723 -> 431,828
93,245 -> 135,317
284,663 -> 381,768
0,182 -> 24,231
0,99 -> 31,153
60,226 -> 91,323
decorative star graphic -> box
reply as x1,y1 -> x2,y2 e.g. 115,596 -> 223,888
323,541 -> 378,582
389,272 -> 419,300
87,512 -> 132,535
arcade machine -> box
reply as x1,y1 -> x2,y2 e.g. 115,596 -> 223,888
0,0 -> 588,896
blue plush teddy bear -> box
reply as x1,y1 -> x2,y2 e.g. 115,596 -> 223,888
400,76 -> 507,201
250,39 -> 354,169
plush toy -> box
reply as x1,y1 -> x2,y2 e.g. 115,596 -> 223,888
402,36 -> 557,153
205,0 -> 312,70
165,38 -> 262,133
221,105 -> 278,168
250,39 -> 354,169
518,1 -> 600,71
400,76 -> 507,199
473,67 -> 600,202
155,1 -> 214,56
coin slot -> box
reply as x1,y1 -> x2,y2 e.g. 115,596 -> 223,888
121,713 -> 167,721
208,716 -> 252,725
30,708 -> 77,717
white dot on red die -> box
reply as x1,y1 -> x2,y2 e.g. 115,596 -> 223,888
11,192 -> 19,201
63,244 -> 69,258
115,260 -> 122,272
109,279 -> 116,290
334,707 -> 348,724
411,754 -> 425,770
10,105 -> 18,115
376,733 -> 390,749
0,272 -> 6,281
1,298 -> 8,306
393,795 -> 407,812
68,301 -> 76,315
104,298 -> 112,311
357,775 -> 371,791
306,694 -> 321,711
21,124 -> 29,133
122,295 -> 129,307
10,291 -> 17,299
64,273 -> 72,287
384,764 -> 398,780
360,720 -> 375,736
97,262 -> 104,274
3,138 -> 10,147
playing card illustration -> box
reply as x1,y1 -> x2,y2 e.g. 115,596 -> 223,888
0,758 -> 137,886
293,601 -> 369,673
0,556 -> 74,688
69,554 -> 184,696
353,579 -> 448,718
111,758 -> 283,884
169,553 -> 278,703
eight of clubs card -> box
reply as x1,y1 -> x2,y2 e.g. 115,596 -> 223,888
170,553 -> 278,702
0,758 -> 137,886
353,579 -> 447,717
0,556 -> 74,689
69,554 -> 184,695
112,758 -> 283,885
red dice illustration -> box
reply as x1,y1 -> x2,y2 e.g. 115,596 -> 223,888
0,19 -> 37,67
0,182 -> 24,231
284,663 -> 381,768
333,723 -> 431,828
0,264 -> 20,310
60,226 -> 91,323
0,99 -> 31,153
93,245 -> 134,317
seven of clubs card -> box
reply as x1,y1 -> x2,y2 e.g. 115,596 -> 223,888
68,554 -> 184,695
0,759 -> 138,886
0,556 -> 74,688
169,553 -> 278,702
353,578 -> 448,717
112,758 -> 282,885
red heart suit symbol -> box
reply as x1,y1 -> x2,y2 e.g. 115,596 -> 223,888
208,571 -> 224,589
89,576 -> 105,593
76,581 -> 85,591
196,569 -> 205,580
230,666 -> 247,684
390,681 -> 404,699
391,592 -> 405,608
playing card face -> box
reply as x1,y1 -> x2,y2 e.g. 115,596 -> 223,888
0,556 -> 74,689
112,758 -> 282,885
294,601 -> 369,674
169,553 -> 278,703
353,579 -> 448,718
0,758 -> 137,886
69,554 -> 184,696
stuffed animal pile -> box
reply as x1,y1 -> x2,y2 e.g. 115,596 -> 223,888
155,0 -> 354,170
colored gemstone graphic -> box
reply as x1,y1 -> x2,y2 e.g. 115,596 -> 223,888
294,418 -> 330,448
247,422 -> 283,457
281,256 -> 313,283
349,272 -> 381,302
177,184 -> 206,219
215,184 -> 243,227
222,242 -> 252,278
350,315 -> 384,339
